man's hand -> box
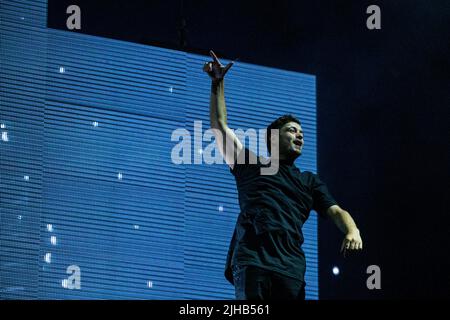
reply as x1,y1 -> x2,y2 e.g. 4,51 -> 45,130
326,205 -> 363,257
203,50 -> 234,82
340,229 -> 363,257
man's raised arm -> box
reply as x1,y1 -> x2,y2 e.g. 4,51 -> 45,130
203,50 -> 243,168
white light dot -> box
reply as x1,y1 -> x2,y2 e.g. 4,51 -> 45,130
198,149 -> 203,154
218,205 -> 224,212
92,121 -> 99,127
1,124 -> 5,129
17,215 -> 22,220
51,236 -> 57,245
62,279 -> 68,288
169,86 -> 173,93
59,67 -> 65,73
2,132 -> 9,142
47,224 -> 53,232
332,266 -> 340,276
117,172 -> 123,180
24,175 -> 29,181
133,224 -> 140,230
20,17 -> 25,20
44,253 -> 52,264
147,281 -> 153,288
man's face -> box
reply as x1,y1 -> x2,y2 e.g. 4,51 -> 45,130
272,121 -> 304,159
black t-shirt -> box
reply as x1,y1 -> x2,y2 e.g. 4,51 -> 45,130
225,148 -> 338,285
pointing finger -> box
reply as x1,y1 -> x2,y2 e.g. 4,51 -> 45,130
210,50 -> 220,64
340,240 -> 347,254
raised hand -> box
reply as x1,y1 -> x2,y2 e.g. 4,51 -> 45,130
203,50 -> 234,82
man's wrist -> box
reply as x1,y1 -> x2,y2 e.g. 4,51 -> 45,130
346,227 -> 360,235
211,79 -> 224,92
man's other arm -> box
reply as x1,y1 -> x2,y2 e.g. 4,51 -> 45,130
326,205 -> 363,256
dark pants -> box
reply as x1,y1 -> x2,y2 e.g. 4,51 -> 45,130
232,265 -> 305,300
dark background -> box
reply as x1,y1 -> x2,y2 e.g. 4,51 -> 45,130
48,0 -> 450,299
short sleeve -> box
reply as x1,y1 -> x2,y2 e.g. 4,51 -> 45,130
312,174 -> 338,218
229,148 -> 260,178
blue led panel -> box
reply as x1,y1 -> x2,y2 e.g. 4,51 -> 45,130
1,0 -> 319,300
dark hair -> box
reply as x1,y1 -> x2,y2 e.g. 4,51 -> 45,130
266,114 -> 301,154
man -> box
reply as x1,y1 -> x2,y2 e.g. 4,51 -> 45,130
203,50 -> 363,300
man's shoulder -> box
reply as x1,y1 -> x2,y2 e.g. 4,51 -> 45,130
229,148 -> 268,176
298,170 -> 319,185
299,170 -> 315,178
235,148 -> 268,166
